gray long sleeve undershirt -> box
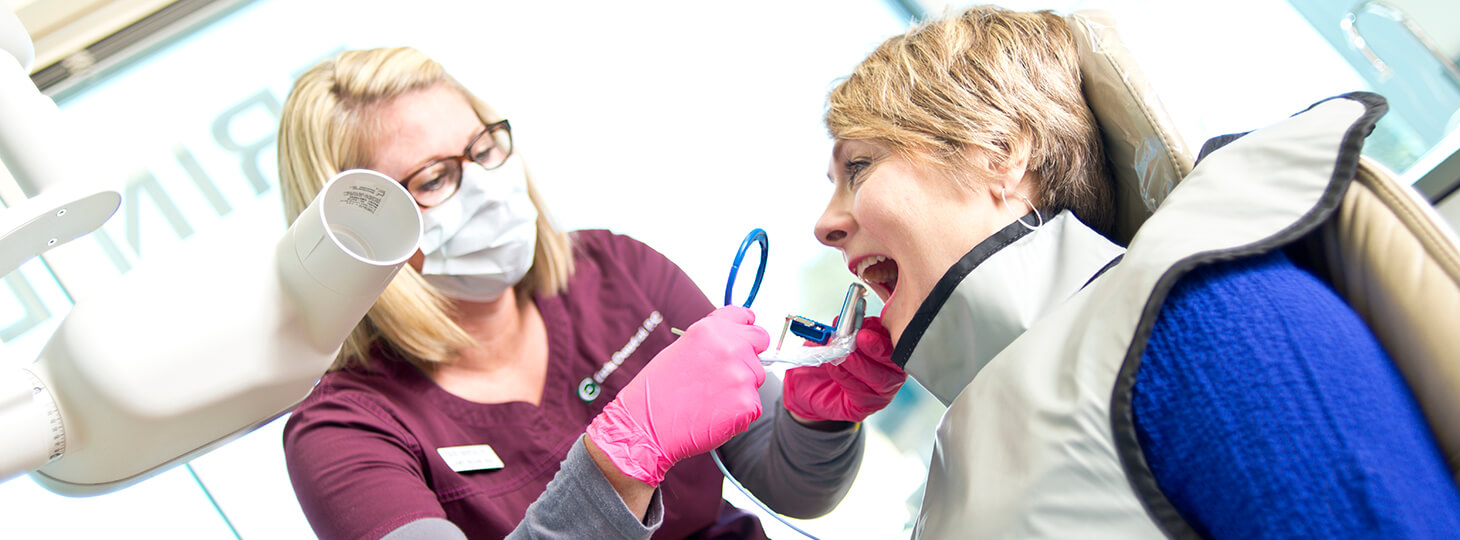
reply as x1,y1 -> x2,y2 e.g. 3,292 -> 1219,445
713,375 -> 866,519
382,376 -> 866,540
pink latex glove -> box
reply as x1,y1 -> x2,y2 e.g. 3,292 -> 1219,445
782,316 -> 905,423
586,306 -> 770,486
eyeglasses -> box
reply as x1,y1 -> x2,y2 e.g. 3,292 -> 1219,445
399,119 -> 514,207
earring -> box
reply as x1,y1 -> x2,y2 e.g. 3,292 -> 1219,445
1000,187 -> 1044,231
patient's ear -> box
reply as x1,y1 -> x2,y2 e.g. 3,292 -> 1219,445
979,139 -> 1034,201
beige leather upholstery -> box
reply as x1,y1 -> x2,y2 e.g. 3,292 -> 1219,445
1316,156 -> 1460,478
1068,10 -> 1460,482
1067,11 -> 1194,246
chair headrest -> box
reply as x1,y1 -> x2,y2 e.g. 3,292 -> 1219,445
1067,10 -> 1195,244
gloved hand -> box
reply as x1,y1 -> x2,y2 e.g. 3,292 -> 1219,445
782,316 -> 904,423
586,305 -> 770,486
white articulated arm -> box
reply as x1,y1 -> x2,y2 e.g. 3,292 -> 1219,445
1,168 -> 419,495
0,6 -> 120,477
0,8 -> 121,278
21,170 -> 418,495
0,7 -> 421,495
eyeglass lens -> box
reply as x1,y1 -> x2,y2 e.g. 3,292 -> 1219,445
405,122 -> 513,207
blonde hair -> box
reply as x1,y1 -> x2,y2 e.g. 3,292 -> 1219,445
277,47 -> 575,371
825,5 -> 1114,234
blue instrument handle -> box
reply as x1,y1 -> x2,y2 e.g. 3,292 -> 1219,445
725,228 -> 768,308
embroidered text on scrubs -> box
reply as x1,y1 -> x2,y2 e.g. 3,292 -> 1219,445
594,311 -> 663,384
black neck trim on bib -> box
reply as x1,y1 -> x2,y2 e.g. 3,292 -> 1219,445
889,213 -> 1037,369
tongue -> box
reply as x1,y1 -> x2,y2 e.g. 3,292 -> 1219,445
864,259 -> 899,293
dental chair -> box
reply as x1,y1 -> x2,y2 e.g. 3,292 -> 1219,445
1067,5 -> 1460,492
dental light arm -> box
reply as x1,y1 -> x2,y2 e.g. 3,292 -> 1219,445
0,9 -> 422,495
0,8 -> 120,273
0,169 -> 419,496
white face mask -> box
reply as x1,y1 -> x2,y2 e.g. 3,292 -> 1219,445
417,157 -> 538,302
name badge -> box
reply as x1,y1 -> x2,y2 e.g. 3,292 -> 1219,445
437,444 -> 505,473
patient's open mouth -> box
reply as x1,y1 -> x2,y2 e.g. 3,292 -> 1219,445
855,255 -> 899,301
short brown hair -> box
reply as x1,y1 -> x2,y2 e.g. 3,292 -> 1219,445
825,5 -> 1113,234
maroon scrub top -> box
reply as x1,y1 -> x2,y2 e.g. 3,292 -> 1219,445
283,230 -> 767,539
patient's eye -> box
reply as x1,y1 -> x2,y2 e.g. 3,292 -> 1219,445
846,159 -> 872,186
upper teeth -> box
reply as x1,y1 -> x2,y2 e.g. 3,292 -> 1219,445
856,255 -> 888,281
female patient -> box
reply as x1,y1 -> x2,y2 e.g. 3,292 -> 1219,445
813,5 -> 1460,538
277,47 -> 901,539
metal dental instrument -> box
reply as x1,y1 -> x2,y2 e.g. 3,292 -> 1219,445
760,282 -> 866,367
716,228 -> 866,367
780,283 -> 867,348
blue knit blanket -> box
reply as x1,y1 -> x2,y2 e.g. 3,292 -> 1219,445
1134,249 -> 1460,538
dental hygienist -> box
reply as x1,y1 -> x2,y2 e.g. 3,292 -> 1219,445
276,47 -> 901,540
813,5 -> 1460,539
